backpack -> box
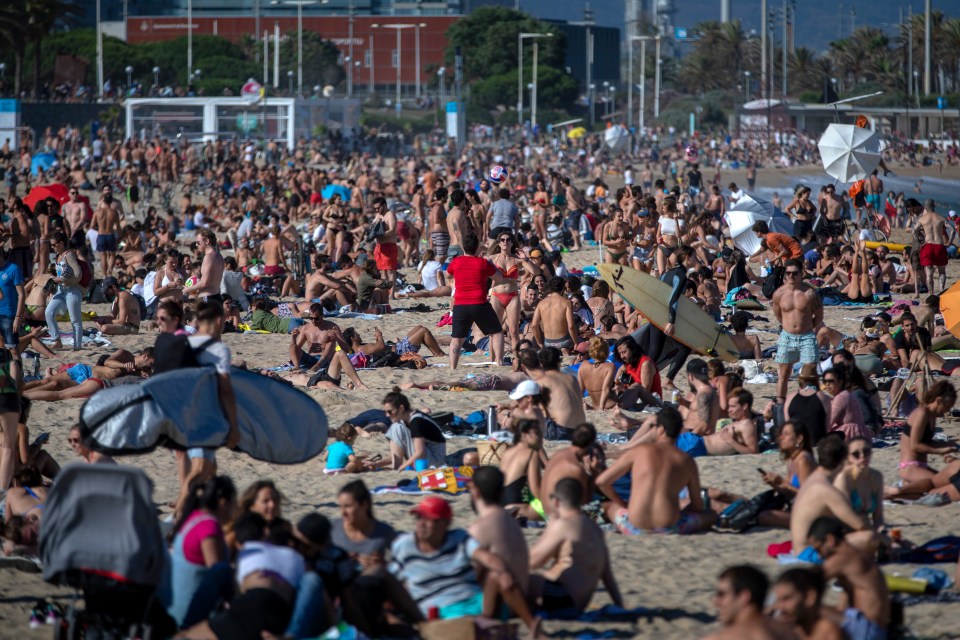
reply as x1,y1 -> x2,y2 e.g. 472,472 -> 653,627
366,349 -> 400,369
152,334 -> 216,375
77,259 -> 93,292
761,265 -> 784,300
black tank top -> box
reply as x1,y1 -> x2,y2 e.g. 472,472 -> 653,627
787,392 -> 827,444
728,260 -> 750,291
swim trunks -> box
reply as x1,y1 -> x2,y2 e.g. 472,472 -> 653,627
95,234 -> 117,253
842,608 -> 887,640
66,363 -> 93,384
865,194 -> 881,210
615,508 -> 704,535
395,337 -> 420,356
676,432 -> 708,458
430,231 -> 450,260
374,242 -> 398,271
544,336 -> 574,351
775,331 -> 818,365
919,243 -> 948,267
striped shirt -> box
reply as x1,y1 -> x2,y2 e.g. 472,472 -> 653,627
389,528 -> 481,613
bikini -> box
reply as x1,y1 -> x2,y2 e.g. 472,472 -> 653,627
850,487 -> 878,515
493,263 -> 519,307
16,486 -> 45,517
605,227 -> 627,262
900,419 -> 935,470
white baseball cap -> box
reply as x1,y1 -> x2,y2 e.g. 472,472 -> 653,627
509,380 -> 542,400
949,210 -> 957,218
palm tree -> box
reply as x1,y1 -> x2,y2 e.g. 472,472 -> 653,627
788,47 -> 826,93
26,0 -> 82,96
0,6 -> 27,97
937,18 -> 960,92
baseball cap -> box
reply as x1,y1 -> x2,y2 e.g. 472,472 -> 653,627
509,380 -> 542,400
410,496 -> 453,520
101,276 -> 119,289
949,210 -> 957,219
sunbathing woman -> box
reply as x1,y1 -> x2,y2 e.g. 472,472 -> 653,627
25,349 -> 154,395
840,240 -> 877,303
395,250 -> 451,298
343,325 -> 446,358
4,465 -> 47,522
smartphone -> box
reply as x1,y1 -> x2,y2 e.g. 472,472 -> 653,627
32,432 -> 50,447
756,467 -> 766,475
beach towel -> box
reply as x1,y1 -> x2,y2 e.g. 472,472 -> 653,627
40,334 -> 113,349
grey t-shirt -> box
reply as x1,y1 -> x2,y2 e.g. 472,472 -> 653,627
330,518 -> 397,557
489,199 -> 518,230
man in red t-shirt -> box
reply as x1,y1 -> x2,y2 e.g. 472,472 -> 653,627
445,234 -> 506,368
752,220 -> 802,264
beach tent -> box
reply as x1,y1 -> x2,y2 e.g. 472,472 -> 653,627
321,184 -> 351,202
725,193 -> 794,256
30,153 -> 57,176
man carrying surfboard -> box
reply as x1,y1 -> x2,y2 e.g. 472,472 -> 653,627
771,259 -> 823,403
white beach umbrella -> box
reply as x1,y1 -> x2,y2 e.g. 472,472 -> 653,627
724,193 -> 794,256
604,124 -> 630,153
817,123 -> 882,183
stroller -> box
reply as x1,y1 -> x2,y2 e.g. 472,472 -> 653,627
40,465 -> 175,640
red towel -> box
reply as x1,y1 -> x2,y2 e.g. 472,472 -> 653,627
767,540 -> 792,558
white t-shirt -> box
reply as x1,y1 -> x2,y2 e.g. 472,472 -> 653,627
730,188 -> 744,203
236,541 -> 305,588
419,260 -> 442,291
143,271 -> 158,306
220,271 -> 249,311
624,169 -> 634,185
188,334 -> 231,374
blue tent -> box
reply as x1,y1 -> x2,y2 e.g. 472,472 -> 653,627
321,184 -> 351,201
31,153 -> 57,176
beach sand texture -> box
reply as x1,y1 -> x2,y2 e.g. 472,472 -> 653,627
2,181 -> 960,639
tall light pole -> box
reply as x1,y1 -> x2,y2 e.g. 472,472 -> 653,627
414,23 -> 427,99
923,0 -> 931,96
654,34 -> 661,119
628,35 -> 652,134
272,0 -> 322,98
96,0 -> 104,100
153,66 -> 160,88
187,0 -> 192,87
517,32 -> 552,126
368,32 -> 375,95
782,0 -> 788,97
531,39 -> 539,130
347,0 -> 354,97
287,69 -> 294,95
744,70 -> 751,101
375,24 -> 417,108
761,0 -> 767,97
125,65 -> 133,91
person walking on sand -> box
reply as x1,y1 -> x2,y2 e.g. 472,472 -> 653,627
917,199 -> 948,295
445,233 -> 507,368
772,259 -> 822,403
44,232 -> 84,351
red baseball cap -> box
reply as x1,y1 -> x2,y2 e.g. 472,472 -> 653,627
410,496 -> 453,520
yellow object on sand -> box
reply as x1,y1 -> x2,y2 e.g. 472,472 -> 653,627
864,241 -> 907,252
885,574 -> 927,594
56,311 -> 97,322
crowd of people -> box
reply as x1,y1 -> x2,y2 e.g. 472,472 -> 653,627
0,122 -> 958,639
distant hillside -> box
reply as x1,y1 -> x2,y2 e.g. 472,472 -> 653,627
520,0 -> 916,53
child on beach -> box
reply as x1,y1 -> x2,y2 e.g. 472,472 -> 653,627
325,423 -> 387,474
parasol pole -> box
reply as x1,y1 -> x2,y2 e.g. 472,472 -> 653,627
826,91 -> 885,123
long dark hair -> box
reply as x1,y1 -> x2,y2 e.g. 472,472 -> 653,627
339,479 -> 374,519
170,475 -> 236,539
615,335 -> 642,367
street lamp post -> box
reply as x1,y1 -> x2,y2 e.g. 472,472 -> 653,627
153,66 -> 160,88
654,35 -> 661,119
288,70 -> 294,95
744,70 -> 751,101
415,23 -> 426,99
96,0 -> 104,99
602,81 -> 609,118
187,0 -> 192,87
368,33 -> 375,95
347,0 -> 354,97
628,35 -> 652,134
374,24 -> 417,110
125,66 -> 133,90
517,32 -> 552,126
272,0 -> 323,99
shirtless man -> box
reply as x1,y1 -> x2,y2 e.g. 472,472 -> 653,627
864,169 -> 883,214
260,226 -> 287,277
92,185 -> 122,276
183,228 -> 225,305
807,516 -> 890,640
428,187 -> 450,263
678,358 -> 721,435
540,423 -> 604,519
284,326 -> 369,391
874,245 -> 898,292
445,189 -> 473,259
532,277 -> 577,354
61,187 -> 88,252
597,406 -> 716,534
93,276 -> 141,335
771,568 -> 845,640
819,184 -> 845,242
790,436 -> 876,556
7,200 -> 34,279
305,258 -> 354,308
288,304 -> 349,367
528,478 -> 623,614
703,565 -> 799,640
370,197 -> 399,298
772,259 -> 823,402
467,467 -> 530,597
917,199 -> 948,295
524,346 -> 587,439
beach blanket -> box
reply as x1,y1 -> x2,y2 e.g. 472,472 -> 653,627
40,334 -> 113,349
539,605 -> 652,622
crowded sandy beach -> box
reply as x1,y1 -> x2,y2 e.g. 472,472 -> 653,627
0,121 -> 959,640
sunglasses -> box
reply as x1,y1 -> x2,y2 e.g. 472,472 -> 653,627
822,377 -> 838,384
499,237 -> 512,242
68,437 -> 80,444
785,270 -> 800,276
851,448 -> 872,459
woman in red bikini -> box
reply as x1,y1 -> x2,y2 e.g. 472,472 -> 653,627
489,232 -> 523,352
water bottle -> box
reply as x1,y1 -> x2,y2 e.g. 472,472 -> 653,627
32,354 -> 40,379
486,405 -> 497,436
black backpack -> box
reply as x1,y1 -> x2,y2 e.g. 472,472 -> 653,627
761,265 -> 785,300
152,334 -> 216,375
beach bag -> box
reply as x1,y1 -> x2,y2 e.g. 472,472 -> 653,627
906,536 -> 960,564
77,258 -> 93,292
349,352 -> 368,368
365,219 -> 386,243
399,351 -> 428,369
719,490 -> 785,532
152,334 -> 216,375
761,266 -> 784,299
366,349 -> 400,369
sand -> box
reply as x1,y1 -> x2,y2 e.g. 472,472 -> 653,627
2,187 -> 960,639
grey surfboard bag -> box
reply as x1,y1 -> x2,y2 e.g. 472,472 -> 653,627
79,367 -> 328,464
